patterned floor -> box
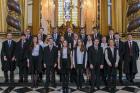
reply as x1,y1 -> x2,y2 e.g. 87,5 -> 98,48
0,85 -> 140,93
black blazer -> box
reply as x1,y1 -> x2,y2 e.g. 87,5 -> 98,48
115,40 -> 124,60
44,45 -> 58,66
1,40 -> 16,71
79,34 -> 87,45
42,34 -> 47,42
52,33 -> 60,46
15,40 -> 29,66
88,46 -> 104,66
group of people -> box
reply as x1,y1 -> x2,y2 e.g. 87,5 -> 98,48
1,27 -> 139,93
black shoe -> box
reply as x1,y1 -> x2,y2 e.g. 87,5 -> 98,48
52,84 -> 56,88
90,88 -> 95,93
18,79 -> 23,83
10,80 -> 14,83
96,87 -> 100,90
4,79 -> 9,83
130,80 -> 134,84
24,79 -> 28,83
119,80 -> 124,84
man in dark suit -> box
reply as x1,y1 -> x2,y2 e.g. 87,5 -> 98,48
52,28 -> 60,47
92,28 -> 102,42
106,29 -> 115,42
1,32 -> 16,83
79,29 -> 87,45
88,38 -> 104,92
25,29 -> 32,46
39,28 -> 47,42
16,33 -> 29,83
44,38 -> 58,90
114,33 -> 124,84
64,27 -> 74,49
124,34 -> 139,83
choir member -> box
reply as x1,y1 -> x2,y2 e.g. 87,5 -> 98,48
105,39 -> 119,92
79,29 -> 87,45
25,29 -> 32,45
64,27 -> 74,49
106,29 -> 115,42
52,28 -> 60,47
114,33 -> 124,84
1,32 -> 16,83
44,38 -> 58,90
39,28 -> 47,42
100,36 -> 108,86
58,40 -> 72,92
124,34 -> 139,83
88,38 -> 104,92
16,33 -> 29,83
73,33 -> 79,48
29,36 -> 43,88
86,35 -> 93,83
73,39 -> 87,90
92,28 -> 102,42
58,36 -> 65,50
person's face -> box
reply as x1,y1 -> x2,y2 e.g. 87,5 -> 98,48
21,35 -> 26,40
109,30 -> 113,35
128,35 -> 132,41
39,29 -> 43,34
74,34 -> 78,40
87,35 -> 91,41
78,40 -> 82,46
94,29 -> 97,34
81,29 -> 85,34
109,40 -> 114,46
94,39 -> 99,46
54,29 -> 57,33
115,34 -> 120,40
26,30 -> 31,35
67,28 -> 72,33
33,37 -> 38,43
63,41 -> 67,47
60,36 -> 64,42
7,33 -> 12,40
49,39 -> 54,45
102,37 -> 106,43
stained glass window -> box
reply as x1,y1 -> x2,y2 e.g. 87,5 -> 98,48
58,0 -> 78,26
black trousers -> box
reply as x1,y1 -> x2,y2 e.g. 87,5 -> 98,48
4,71 -> 14,82
61,59 -> 69,89
118,60 -> 123,81
107,65 -> 117,89
91,65 -> 101,89
126,57 -> 136,81
76,64 -> 84,88
45,66 -> 55,88
19,62 -> 28,81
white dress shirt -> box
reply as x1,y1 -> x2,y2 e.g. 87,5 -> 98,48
32,45 -> 40,56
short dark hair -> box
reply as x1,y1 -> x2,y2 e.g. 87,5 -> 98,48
21,33 -> 26,36
127,33 -> 132,36
115,32 -> 119,35
40,27 -> 44,31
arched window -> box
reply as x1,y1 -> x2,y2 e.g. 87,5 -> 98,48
57,0 -> 78,27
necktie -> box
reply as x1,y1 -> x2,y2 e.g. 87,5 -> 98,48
129,42 -> 133,56
116,41 -> 119,48
8,40 -> 11,47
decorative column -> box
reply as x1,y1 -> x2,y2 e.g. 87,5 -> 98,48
100,0 -> 108,36
32,0 -> 40,35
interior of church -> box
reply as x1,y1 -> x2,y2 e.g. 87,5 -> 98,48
0,0 -> 139,38
0,0 -> 140,93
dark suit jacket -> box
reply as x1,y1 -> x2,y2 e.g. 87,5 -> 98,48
79,34 -> 87,45
52,33 -> 60,46
123,41 -> 139,74
88,46 -> 104,66
106,35 -> 115,42
64,32 -> 74,49
92,33 -> 102,41
1,40 -> 16,71
42,34 -> 47,42
44,45 -> 58,66
15,40 -> 29,67
115,40 -> 124,61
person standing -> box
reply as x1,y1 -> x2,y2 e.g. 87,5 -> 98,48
29,36 -> 43,88
16,33 -> 29,83
124,34 -> 139,83
88,38 -> 104,92
58,40 -> 72,92
105,39 -> 120,92
1,32 -> 16,83
52,28 -> 60,47
79,29 -> 87,45
73,39 -> 87,90
114,33 -> 124,84
44,38 -> 58,90
39,28 -> 47,42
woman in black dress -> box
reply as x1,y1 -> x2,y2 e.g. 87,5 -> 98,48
29,36 -> 43,88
